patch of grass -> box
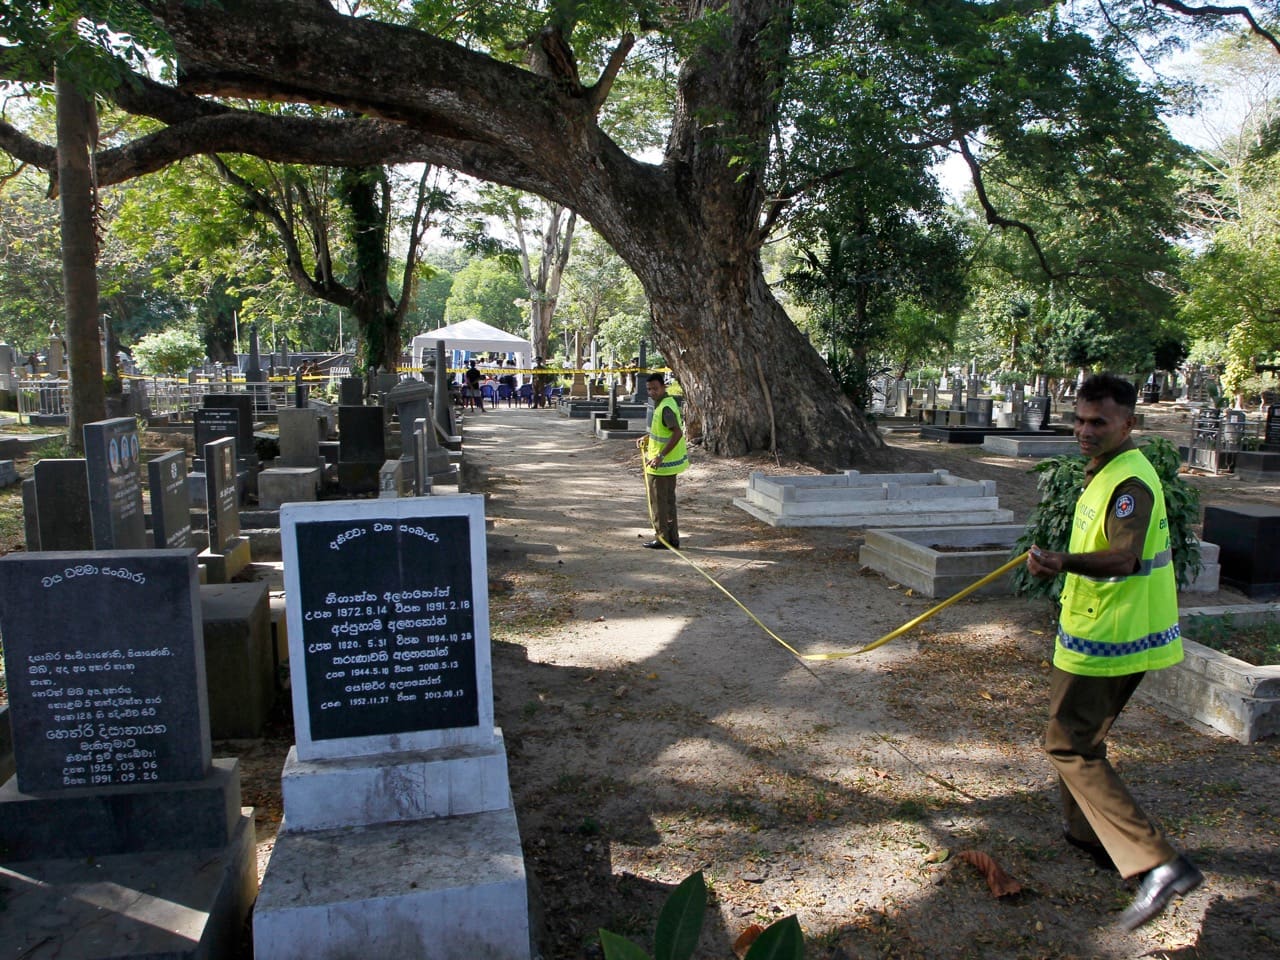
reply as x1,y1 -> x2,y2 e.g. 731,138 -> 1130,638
0,486 -> 24,548
1187,617 -> 1280,666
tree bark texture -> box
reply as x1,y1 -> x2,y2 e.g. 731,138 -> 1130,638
56,68 -> 104,448
131,0 -> 880,467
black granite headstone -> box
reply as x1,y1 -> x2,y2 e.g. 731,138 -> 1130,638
201,394 -> 254,452
83,417 -> 147,550
1265,404 -> 1280,451
1203,504 -> 1280,598
289,514 -> 479,741
0,549 -> 210,793
21,477 -> 40,551
193,407 -> 240,461
340,377 -> 365,407
1022,396 -> 1051,431
32,459 -> 93,551
964,397 -> 994,427
339,405 -> 386,463
147,449 -> 192,549
204,437 -> 241,553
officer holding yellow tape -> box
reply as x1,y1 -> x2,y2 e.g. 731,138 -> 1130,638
638,372 -> 688,549
1026,372 -> 1201,930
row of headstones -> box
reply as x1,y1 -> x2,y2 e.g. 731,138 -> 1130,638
23,417 -> 249,580
885,379 -> 1051,431
0,494 -> 529,958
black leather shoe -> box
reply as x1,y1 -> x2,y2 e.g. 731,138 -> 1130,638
641,540 -> 667,549
1117,855 -> 1203,931
1062,830 -> 1116,872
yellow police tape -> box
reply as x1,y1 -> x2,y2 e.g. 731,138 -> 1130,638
641,451 -> 1029,661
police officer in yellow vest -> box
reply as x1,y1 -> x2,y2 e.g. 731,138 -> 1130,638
638,372 -> 688,549
1027,373 -> 1201,930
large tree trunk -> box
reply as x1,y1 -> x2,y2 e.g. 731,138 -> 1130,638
56,67 -> 104,450
133,0 -> 881,468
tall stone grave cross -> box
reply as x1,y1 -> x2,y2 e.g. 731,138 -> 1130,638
255,497 -> 530,960
633,339 -> 649,403
0,549 -> 257,952
148,449 -> 193,549
83,417 -> 147,549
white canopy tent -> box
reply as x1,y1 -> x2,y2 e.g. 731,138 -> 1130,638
409,319 -> 534,372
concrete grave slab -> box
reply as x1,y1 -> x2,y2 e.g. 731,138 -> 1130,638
858,525 -> 1024,598
1140,603 -> 1280,743
734,469 -> 1014,528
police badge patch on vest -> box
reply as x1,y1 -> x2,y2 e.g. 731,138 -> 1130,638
1114,494 -> 1135,519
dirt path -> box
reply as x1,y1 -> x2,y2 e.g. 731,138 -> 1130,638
459,405 -> 1279,960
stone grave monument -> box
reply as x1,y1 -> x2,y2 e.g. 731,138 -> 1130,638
0,549 -> 256,959
414,416 -> 457,489
200,437 -> 251,583
339,376 -> 364,407
386,377 -> 433,489
148,449 -> 194,549
83,417 -> 148,550
28,458 -> 93,551
1234,403 -> 1280,481
337,404 -> 386,495
256,496 -> 531,960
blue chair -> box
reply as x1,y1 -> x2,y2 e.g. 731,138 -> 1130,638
517,383 -> 534,407
498,383 -> 514,407
481,384 -> 496,406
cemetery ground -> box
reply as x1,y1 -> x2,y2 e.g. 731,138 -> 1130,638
1,403 -> 1278,959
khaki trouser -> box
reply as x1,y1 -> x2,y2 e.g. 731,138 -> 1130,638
1044,666 -> 1177,878
646,472 -> 679,545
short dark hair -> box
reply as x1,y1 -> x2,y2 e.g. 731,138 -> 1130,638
1077,372 -> 1137,411
646,372 -> 665,384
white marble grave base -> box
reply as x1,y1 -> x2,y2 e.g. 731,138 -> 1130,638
254,806 -> 531,960
0,813 -> 256,960
279,733 -> 513,832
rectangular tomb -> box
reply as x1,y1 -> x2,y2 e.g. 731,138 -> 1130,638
858,525 -> 1024,598
734,469 -> 1014,528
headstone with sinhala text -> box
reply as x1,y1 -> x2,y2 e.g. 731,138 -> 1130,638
0,549 -> 257,950
255,496 -> 529,959
200,436 -> 250,583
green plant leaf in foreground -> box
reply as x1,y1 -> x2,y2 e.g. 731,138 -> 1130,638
745,915 -> 805,960
654,870 -> 707,960
599,928 -> 653,960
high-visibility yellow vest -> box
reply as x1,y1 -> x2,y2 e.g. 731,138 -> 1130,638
1055,448 -> 1182,677
645,396 -> 689,476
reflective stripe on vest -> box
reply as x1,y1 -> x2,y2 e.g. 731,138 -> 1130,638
1054,448 -> 1182,677
645,396 -> 689,476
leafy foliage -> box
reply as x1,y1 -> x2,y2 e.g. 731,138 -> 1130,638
599,870 -> 803,960
1012,436 -> 1202,601
131,326 -> 205,376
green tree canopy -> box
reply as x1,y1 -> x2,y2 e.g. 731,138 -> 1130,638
443,258 -> 527,335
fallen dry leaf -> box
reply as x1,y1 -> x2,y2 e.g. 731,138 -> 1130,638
594,615 -> 606,622
956,849 -> 1023,898
924,848 -> 951,864
733,924 -> 765,958
979,691 -> 993,701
